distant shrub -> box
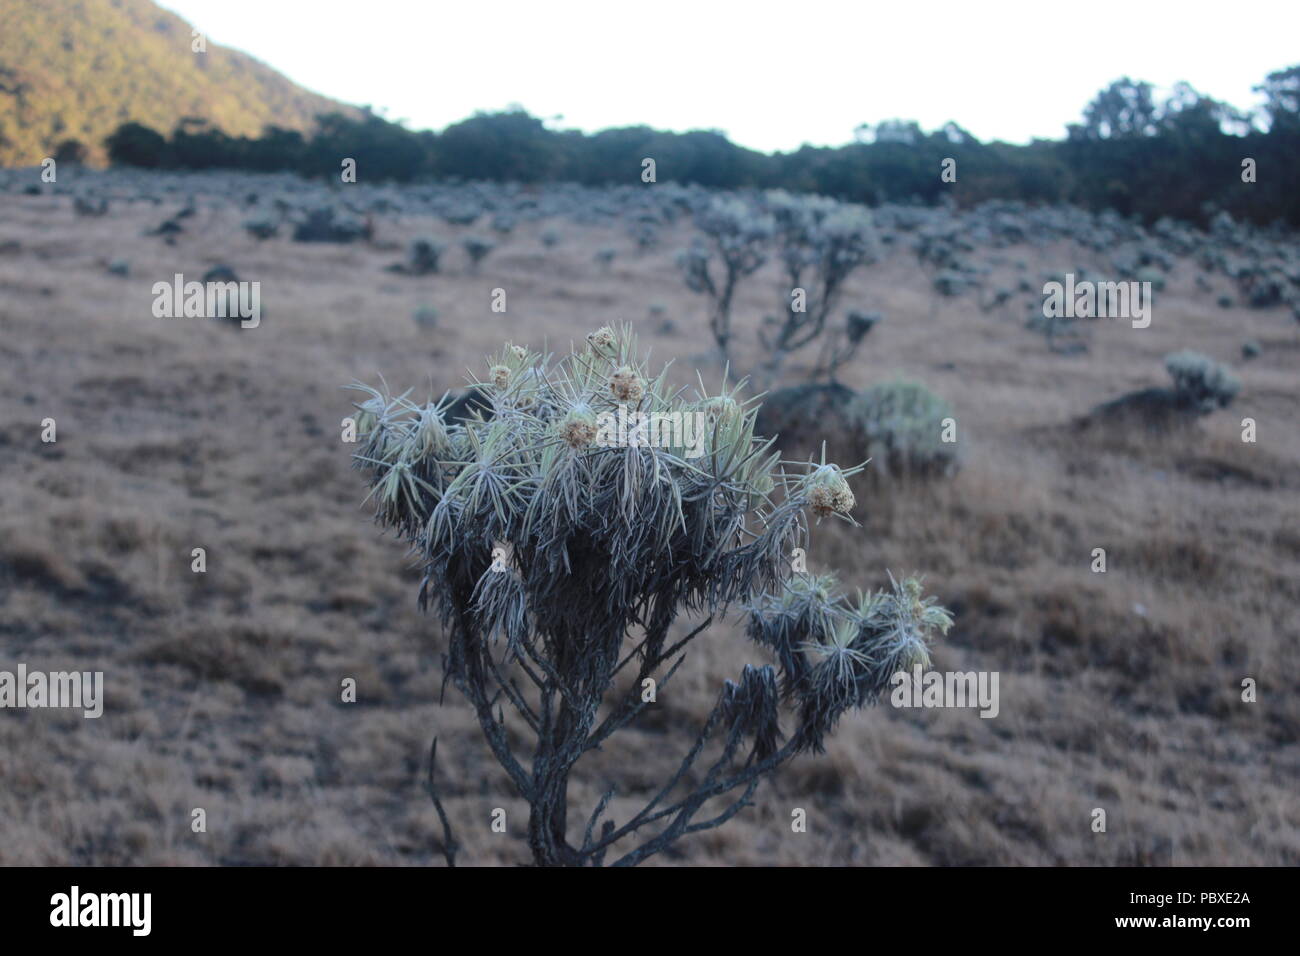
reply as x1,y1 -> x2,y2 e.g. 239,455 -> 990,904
1087,351 -> 1241,431
243,217 -> 279,240
73,196 -> 108,217
390,238 -> 444,276
293,207 -> 371,244
849,381 -> 959,479
933,270 -> 970,297
629,220 -> 658,251
442,207 -> 480,227
1164,350 -> 1240,413
462,236 -> 495,273
1239,270 -> 1287,309
754,383 -> 860,466
1135,267 -> 1166,293
201,265 -> 246,327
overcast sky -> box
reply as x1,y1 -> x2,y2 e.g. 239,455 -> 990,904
158,0 -> 1298,151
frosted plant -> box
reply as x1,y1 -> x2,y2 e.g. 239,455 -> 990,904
677,197 -> 775,359
347,325 -> 950,866
759,195 -> 880,386
849,380 -> 960,479
1164,351 -> 1241,413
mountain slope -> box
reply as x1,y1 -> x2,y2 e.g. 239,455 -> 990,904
0,0 -> 360,166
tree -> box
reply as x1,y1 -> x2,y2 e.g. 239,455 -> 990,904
436,109 -> 558,182
1254,64 -> 1300,132
104,122 -> 167,167
677,198 -> 774,360
52,138 -> 89,165
758,193 -> 879,387
348,326 -> 951,866
1070,78 -> 1159,140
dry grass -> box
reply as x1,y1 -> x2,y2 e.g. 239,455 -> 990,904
0,175 -> 1297,865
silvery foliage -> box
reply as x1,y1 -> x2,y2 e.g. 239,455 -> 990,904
758,191 -> 880,385
1164,350 -> 1241,413
347,326 -> 949,866
849,380 -> 960,479
747,572 -> 952,751
677,196 -> 775,357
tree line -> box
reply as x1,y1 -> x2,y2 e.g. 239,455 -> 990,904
98,67 -> 1300,229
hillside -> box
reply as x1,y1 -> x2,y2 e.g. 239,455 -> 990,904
0,169 -> 1296,864
0,0 -> 360,166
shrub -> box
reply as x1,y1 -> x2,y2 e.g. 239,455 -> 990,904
200,265 -> 247,328
758,194 -> 879,385
292,207 -> 371,244
442,206 -> 481,227
933,270 -> 970,297
73,196 -> 108,217
413,306 -> 440,331
849,381 -> 959,479
1164,350 -> 1241,412
347,326 -> 950,866
754,382 -> 861,465
462,236 -> 496,273
391,238 -> 444,276
1087,352 -> 1241,430
677,197 -> 774,358
243,217 -> 279,240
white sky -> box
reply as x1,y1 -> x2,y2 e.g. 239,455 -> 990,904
158,0 -> 1299,151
